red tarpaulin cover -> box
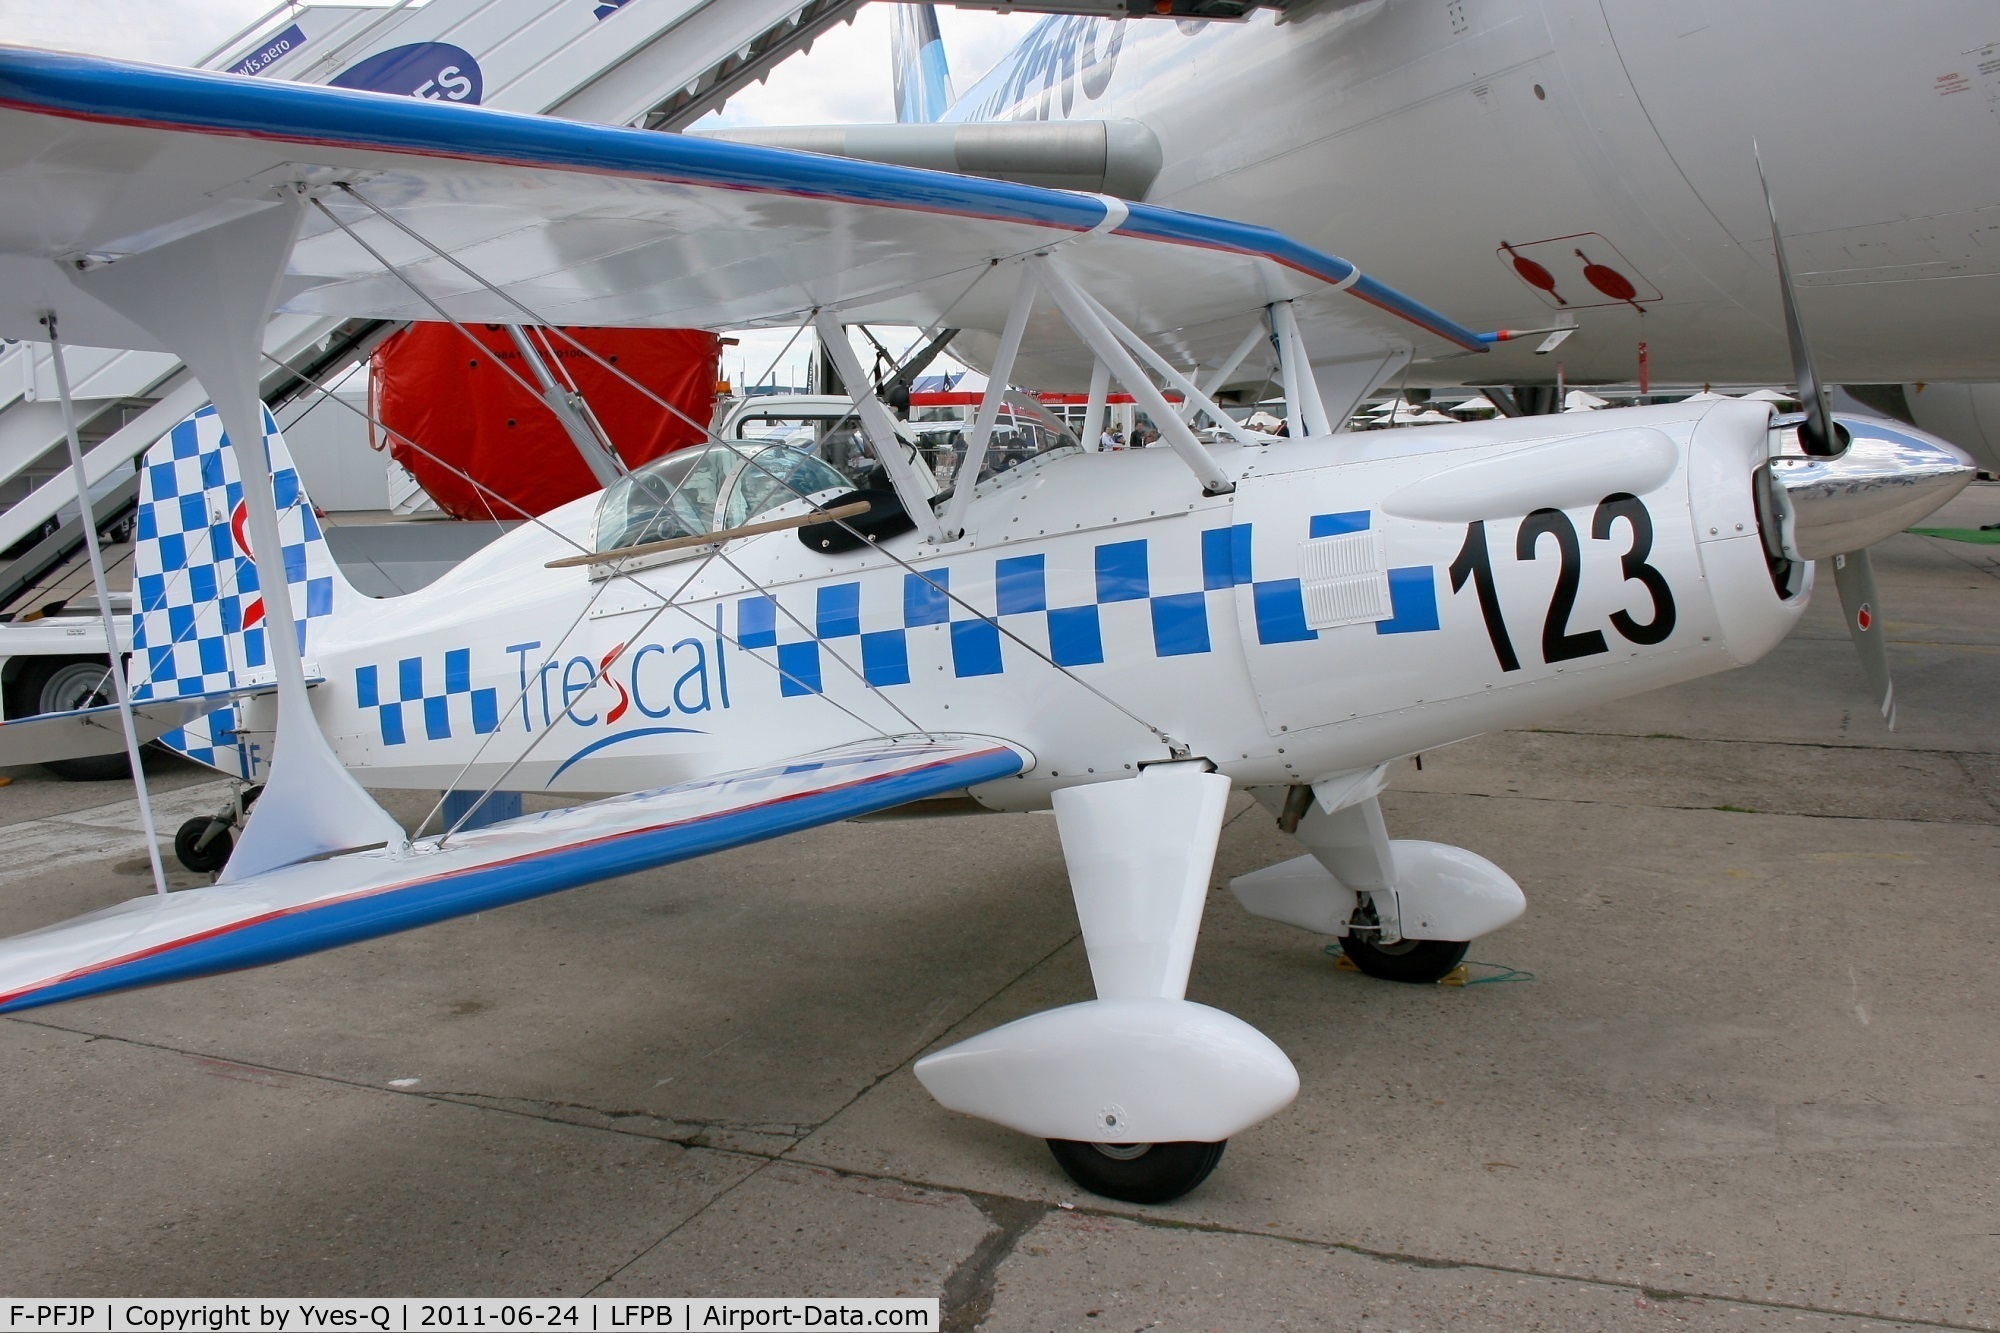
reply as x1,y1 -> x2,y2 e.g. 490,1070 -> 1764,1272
372,324 -> 721,520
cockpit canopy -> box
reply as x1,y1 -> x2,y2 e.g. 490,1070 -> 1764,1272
592,442 -> 851,554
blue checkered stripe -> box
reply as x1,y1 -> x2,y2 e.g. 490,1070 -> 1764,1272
128,406 -> 335,704
736,514 -> 1440,697
356,650 -> 501,746
1229,510 -> 1441,645
157,710 -> 251,780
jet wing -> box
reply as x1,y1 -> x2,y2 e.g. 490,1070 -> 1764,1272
0,736 -> 1024,1013
0,679 -> 296,766
0,47 -> 1486,392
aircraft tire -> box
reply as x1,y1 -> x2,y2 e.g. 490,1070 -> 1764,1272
174,817 -> 232,874
1338,936 -> 1469,985
23,657 -> 129,781
1045,1138 -> 1225,1205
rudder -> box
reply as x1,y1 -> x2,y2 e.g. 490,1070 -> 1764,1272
130,405 -> 348,777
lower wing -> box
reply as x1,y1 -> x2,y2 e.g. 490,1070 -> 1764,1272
0,735 -> 1024,1012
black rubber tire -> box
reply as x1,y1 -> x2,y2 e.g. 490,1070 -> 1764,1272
1338,936 -> 1470,985
22,658 -> 129,781
174,816 -> 233,874
1045,1139 -> 1226,1205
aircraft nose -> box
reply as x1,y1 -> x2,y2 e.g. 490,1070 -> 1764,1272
1768,415 -> 1977,560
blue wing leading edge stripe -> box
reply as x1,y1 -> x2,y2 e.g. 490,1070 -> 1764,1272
0,47 -> 1486,352
1114,208 -> 1487,350
0,745 -> 1024,1014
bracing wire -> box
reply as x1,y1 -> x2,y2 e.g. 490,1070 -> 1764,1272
261,362 -> 913,843
320,189 -> 1180,751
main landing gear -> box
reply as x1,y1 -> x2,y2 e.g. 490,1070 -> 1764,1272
1337,935 -> 1470,985
1045,1139 -> 1227,1205
915,763 -> 1298,1206
1231,772 -> 1526,987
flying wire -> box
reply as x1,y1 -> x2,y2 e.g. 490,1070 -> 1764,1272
259,361 -> 912,844
323,189 -> 1178,749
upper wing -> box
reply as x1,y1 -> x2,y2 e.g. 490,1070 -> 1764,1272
0,47 -> 1486,390
0,735 -> 1024,1013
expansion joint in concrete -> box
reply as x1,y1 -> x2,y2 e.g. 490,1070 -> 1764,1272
939,1193 -> 1050,1332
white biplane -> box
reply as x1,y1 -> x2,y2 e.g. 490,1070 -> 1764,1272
0,46 -> 1973,1203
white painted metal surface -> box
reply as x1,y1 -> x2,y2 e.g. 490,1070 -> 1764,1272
943,2 -> 2000,386
914,998 -> 1299,1144
0,51 -> 1974,1191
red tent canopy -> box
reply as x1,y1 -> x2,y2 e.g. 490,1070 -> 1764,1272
372,324 -> 721,520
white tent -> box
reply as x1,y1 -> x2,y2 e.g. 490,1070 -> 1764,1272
1679,390 -> 1734,402
1446,396 -> 1497,415
1742,388 -> 1798,403
1562,389 -> 1611,412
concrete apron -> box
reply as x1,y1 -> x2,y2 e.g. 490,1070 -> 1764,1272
1,483 -> 1996,1329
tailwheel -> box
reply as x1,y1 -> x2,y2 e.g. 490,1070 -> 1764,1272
1338,936 -> 1469,985
1045,1138 -> 1226,1205
173,786 -> 258,874
173,817 -> 232,874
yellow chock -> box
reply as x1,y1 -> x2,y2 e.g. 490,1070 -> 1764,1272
1330,950 -> 1473,987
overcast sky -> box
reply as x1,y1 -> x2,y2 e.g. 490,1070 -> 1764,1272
0,0 -> 1040,387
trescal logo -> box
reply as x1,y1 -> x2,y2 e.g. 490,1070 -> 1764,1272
328,42 -> 483,104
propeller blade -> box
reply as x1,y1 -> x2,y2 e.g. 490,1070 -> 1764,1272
1753,143 -> 1847,458
1831,548 -> 1895,729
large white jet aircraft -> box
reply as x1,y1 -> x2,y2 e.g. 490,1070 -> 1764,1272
716,2 -> 2000,443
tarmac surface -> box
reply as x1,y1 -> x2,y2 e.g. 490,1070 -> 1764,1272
1,484 -> 1996,1330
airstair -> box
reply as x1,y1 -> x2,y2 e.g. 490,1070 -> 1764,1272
0,0 -> 876,609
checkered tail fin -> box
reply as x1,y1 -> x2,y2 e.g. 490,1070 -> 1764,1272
129,405 -> 350,777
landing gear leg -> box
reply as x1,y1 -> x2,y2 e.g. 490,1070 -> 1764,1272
1231,776 -> 1522,980
173,784 -> 260,874
915,762 -> 1297,1206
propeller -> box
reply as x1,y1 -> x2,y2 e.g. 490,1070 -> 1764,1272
1754,145 -> 1848,461
1830,550 -> 1895,729
1755,146 -> 1893,728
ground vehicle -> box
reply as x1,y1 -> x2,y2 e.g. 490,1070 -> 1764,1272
0,597 -> 131,778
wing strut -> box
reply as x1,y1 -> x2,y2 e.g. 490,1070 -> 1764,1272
69,190 -> 406,881
1271,301 -> 1333,438
1190,324 -> 1268,426
811,309 -> 946,542
940,266 -> 1038,541
1067,284 -> 1261,448
503,325 -> 627,488
1031,258 -> 1234,496
1080,359 -> 1111,450
41,313 -> 167,896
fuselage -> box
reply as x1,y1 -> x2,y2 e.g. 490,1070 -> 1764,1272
943,2 -> 2000,387
293,398 -> 1806,805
